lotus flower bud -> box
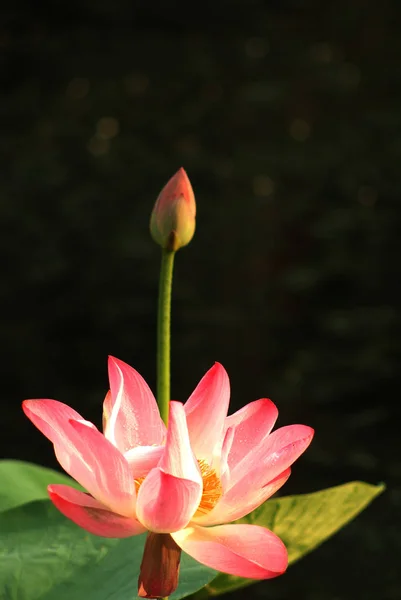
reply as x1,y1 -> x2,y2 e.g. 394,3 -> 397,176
150,168 -> 196,251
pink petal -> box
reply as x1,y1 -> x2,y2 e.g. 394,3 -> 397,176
136,470 -> 202,533
198,425 -> 313,526
223,399 -> 278,472
194,468 -> 291,526
172,523 -> 288,579
184,363 -> 230,464
124,445 -> 164,478
49,484 -> 146,538
159,402 -> 202,482
107,356 -> 166,452
219,426 -> 235,486
229,424 -> 314,489
65,419 -> 136,516
135,402 -> 202,532
22,399 -> 87,442
23,400 -> 136,516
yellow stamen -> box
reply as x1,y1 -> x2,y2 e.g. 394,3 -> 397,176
135,476 -> 145,494
196,459 -> 222,516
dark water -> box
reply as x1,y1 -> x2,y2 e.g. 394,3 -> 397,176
1,1 -> 400,598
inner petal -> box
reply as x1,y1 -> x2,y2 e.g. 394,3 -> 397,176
134,458 -> 223,519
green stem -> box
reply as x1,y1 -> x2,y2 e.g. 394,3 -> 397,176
156,249 -> 175,425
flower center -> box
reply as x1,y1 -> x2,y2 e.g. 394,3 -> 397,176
195,459 -> 222,516
134,459 -> 222,516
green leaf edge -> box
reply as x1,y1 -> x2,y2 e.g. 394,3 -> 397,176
0,459 -> 82,513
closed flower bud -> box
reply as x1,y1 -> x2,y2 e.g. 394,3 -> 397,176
150,168 -> 196,251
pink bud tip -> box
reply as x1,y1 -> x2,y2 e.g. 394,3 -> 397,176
150,168 -> 196,251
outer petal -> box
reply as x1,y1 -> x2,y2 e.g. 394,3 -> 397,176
193,468 -> 291,526
136,402 -> 202,533
172,523 -> 288,579
223,399 -> 278,472
22,399 -> 86,441
49,484 -> 146,538
229,424 -> 314,489
23,400 -> 135,516
199,425 -> 313,526
107,357 -> 166,452
67,419 -> 136,516
184,363 -> 230,464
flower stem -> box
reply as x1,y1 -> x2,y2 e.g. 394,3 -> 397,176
156,249 -> 175,425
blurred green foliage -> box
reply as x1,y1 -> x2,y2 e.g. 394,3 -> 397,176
0,1 -> 400,598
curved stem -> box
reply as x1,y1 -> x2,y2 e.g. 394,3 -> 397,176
156,249 -> 175,425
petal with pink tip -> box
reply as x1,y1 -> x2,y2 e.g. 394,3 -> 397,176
124,445 -> 164,478
107,357 -> 166,452
159,402 -> 202,483
184,363 -> 230,463
23,400 -> 136,516
224,399 -> 278,472
136,402 -> 202,532
172,523 -> 288,579
66,419 -> 136,516
22,399 -> 87,443
48,484 -> 146,538
136,469 -> 202,533
229,424 -> 314,489
193,468 -> 291,526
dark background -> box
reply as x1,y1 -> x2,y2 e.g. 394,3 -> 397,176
1,1 -> 400,599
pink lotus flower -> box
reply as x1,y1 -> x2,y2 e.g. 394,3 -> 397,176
22,358 -> 313,598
